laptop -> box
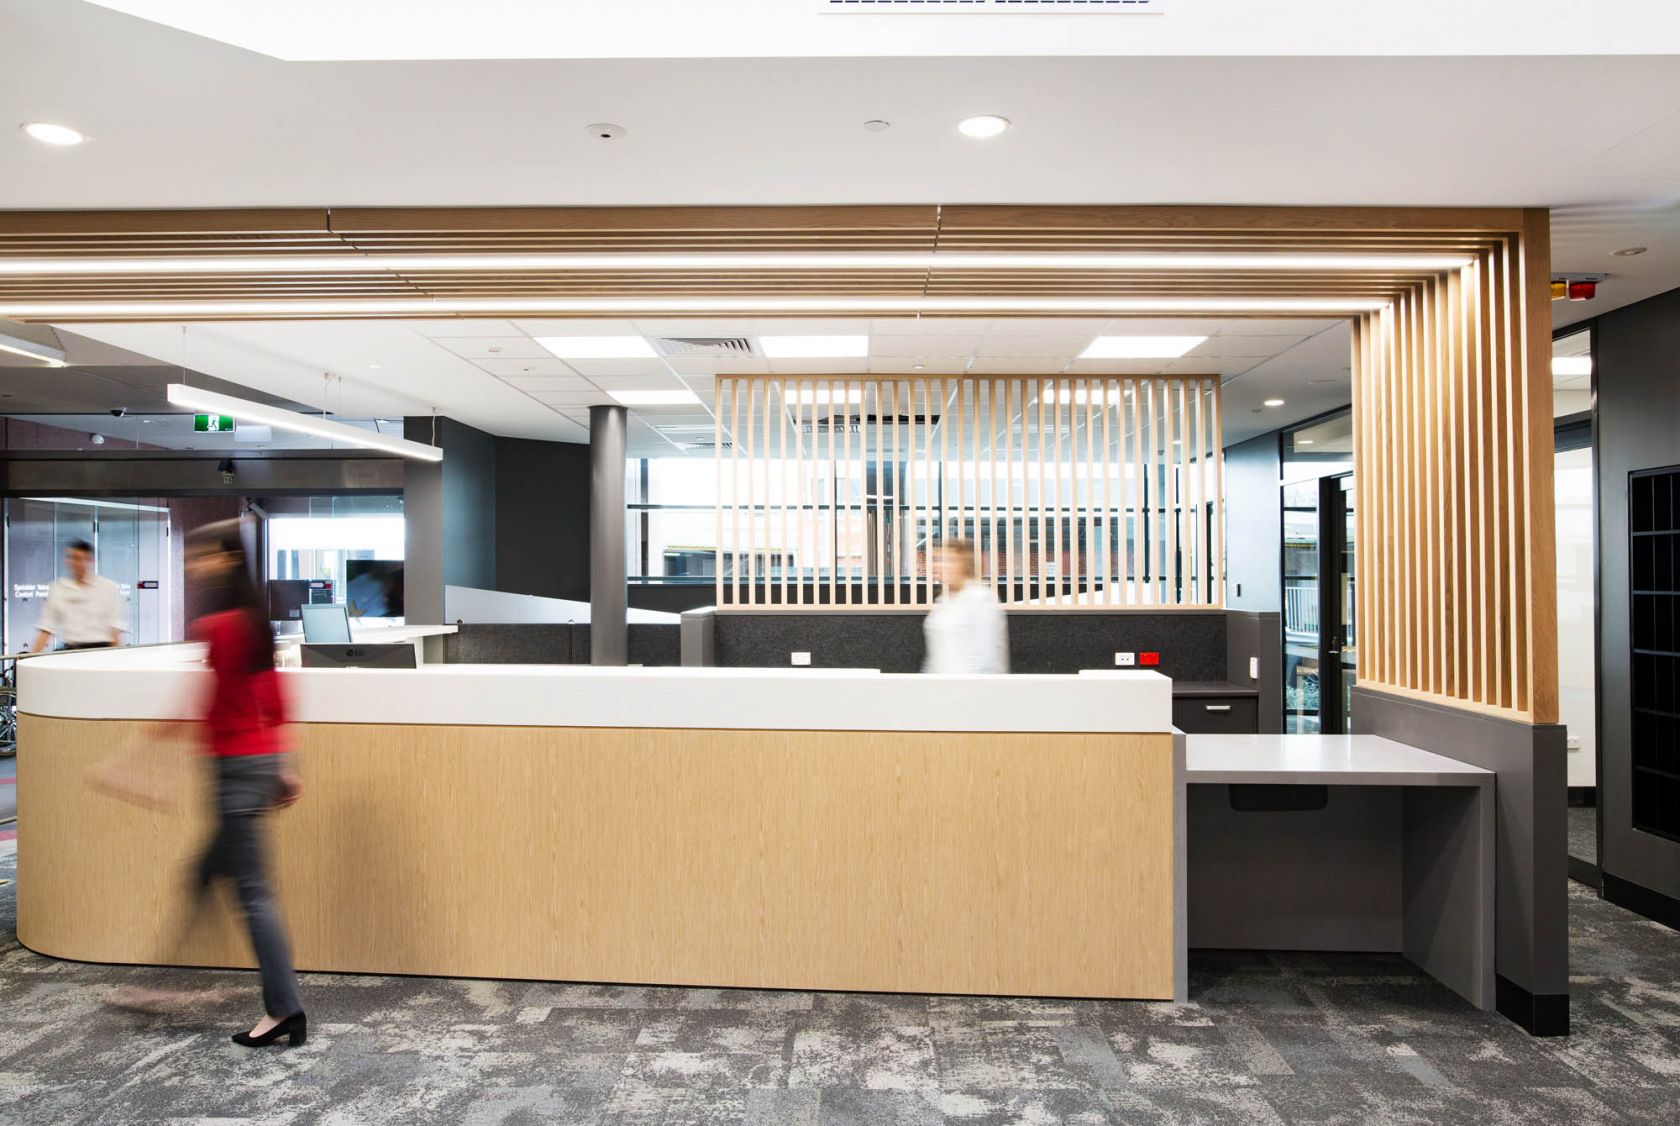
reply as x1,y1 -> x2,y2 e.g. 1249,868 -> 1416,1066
299,603 -> 352,644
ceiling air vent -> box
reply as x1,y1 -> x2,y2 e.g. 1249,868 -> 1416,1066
653,337 -> 757,360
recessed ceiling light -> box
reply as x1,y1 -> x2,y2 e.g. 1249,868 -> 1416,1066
368,363 -> 382,369
912,363 -> 926,370
585,122 -> 626,141
1297,439 -> 1316,447
1264,399 -> 1286,407
863,119 -> 891,132
1613,246 -> 1648,257
535,336 -> 656,359
759,335 -> 869,358
1552,356 -> 1593,377
1079,335 -> 1207,360
607,389 -> 701,406
21,122 -> 84,146
958,115 -> 1010,139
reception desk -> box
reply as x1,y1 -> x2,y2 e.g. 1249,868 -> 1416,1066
17,643 -> 1182,1001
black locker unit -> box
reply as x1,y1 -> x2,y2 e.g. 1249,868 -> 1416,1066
1629,466 -> 1680,843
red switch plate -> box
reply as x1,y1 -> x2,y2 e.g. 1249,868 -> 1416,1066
1140,651 -> 1161,666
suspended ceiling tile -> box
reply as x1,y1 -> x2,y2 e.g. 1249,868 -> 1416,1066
1066,358 -> 1177,375
473,357 -> 577,377
498,374 -> 596,392
967,357 -> 1075,374
587,374 -> 698,391
561,357 -> 673,377
870,334 -> 983,357
431,336 -> 554,360
868,357 -> 970,374
530,390 -> 609,406
414,320 -> 522,338
1192,334 -> 1306,357
973,335 -> 1094,358
982,317 -> 1111,336
509,318 -> 643,338
871,317 -> 994,336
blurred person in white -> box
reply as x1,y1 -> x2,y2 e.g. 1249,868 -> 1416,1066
922,539 -> 1009,674
29,538 -> 123,652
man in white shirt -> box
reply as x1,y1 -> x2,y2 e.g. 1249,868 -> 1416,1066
922,540 -> 1009,675
30,539 -> 124,652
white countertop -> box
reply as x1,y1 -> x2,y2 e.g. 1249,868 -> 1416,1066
1185,734 -> 1493,786
18,641 -> 1174,734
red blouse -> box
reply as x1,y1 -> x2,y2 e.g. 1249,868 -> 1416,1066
192,609 -> 290,757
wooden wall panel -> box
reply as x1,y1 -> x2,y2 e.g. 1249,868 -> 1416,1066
1351,210 -> 1555,723
715,374 -> 1221,610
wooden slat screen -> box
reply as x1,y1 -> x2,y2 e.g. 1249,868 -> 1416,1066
1350,211 -> 1555,722
715,374 -> 1222,610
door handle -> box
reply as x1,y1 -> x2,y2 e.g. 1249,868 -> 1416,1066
1204,704 -> 1232,712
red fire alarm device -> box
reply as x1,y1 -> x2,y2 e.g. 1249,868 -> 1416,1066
1140,651 -> 1161,666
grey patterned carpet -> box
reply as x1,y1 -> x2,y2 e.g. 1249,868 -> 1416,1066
1,845 -> 1677,1125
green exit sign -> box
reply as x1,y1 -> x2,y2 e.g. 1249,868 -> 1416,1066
194,413 -> 236,433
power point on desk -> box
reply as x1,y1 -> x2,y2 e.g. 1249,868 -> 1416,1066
1139,652 -> 1161,667
1114,651 -> 1136,667
791,651 -> 812,666
1249,656 -> 1259,680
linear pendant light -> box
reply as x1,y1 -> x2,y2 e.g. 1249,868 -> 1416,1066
166,383 -> 444,462
6,295 -> 1388,318
0,251 -> 1475,275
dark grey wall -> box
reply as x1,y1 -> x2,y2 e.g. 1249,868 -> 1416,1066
495,437 -> 590,602
443,622 -> 679,667
1352,685 -> 1569,1034
1595,286 -> 1680,908
403,417 -> 496,623
1223,433 -> 1283,611
712,610 -> 1229,678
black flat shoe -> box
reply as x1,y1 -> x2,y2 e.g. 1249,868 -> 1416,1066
231,1011 -> 307,1048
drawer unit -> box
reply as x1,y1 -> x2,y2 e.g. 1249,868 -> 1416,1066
1172,694 -> 1259,734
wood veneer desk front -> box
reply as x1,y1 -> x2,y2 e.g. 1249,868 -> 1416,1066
18,650 -> 1183,1002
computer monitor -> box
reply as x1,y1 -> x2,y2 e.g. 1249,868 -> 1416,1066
299,603 -> 352,644
345,559 -> 404,618
300,643 -> 418,670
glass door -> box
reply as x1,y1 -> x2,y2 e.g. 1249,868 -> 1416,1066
1282,472 -> 1356,734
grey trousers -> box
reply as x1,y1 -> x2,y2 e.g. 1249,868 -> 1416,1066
192,754 -> 302,1020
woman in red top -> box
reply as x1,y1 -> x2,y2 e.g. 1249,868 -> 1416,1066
182,520 -> 306,1048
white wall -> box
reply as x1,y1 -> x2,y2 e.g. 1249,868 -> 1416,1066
1555,445 -> 1595,787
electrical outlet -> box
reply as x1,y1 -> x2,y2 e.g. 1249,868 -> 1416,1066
1140,651 -> 1161,667
1114,651 -> 1136,667
1249,656 -> 1260,680
791,651 -> 812,666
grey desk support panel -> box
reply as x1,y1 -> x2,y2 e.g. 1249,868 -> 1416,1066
1351,686 -> 1568,1034
1173,729 -> 1187,1005
1402,785 -> 1497,1011
680,608 -> 716,667
1187,786 -> 1404,952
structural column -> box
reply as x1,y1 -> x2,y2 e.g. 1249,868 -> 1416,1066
590,404 -> 628,665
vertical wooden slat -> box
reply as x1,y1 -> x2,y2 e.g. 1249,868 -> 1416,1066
1519,208 -> 1558,724
1084,380 -> 1096,605
1209,380 -> 1224,611
1051,378 -> 1064,605
1130,380 -> 1143,607
971,377 -> 982,578
1037,379 -> 1049,604
1102,382 -> 1114,605
1190,378 -> 1204,605
890,379 -> 901,604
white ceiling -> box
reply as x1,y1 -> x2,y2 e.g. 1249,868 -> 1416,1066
80,1 -> 1680,60
6,0 -> 1680,451
64,317 -> 1349,456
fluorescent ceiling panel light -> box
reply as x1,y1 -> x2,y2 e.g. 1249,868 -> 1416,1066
0,331 -> 67,367
21,122 -> 84,146
1551,356 -> 1592,377
0,252 -> 1475,274
0,297 -> 1388,318
1041,387 -> 1130,405
606,389 -> 701,406
165,384 -> 443,462
1079,335 -> 1206,359
791,386 -> 865,404
534,335 -> 656,359
759,335 -> 870,358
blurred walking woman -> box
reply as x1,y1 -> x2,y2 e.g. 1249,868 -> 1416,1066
923,540 -> 1009,674
182,520 -> 306,1048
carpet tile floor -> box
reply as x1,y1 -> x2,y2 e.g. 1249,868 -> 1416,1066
1,846 -> 1676,1125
